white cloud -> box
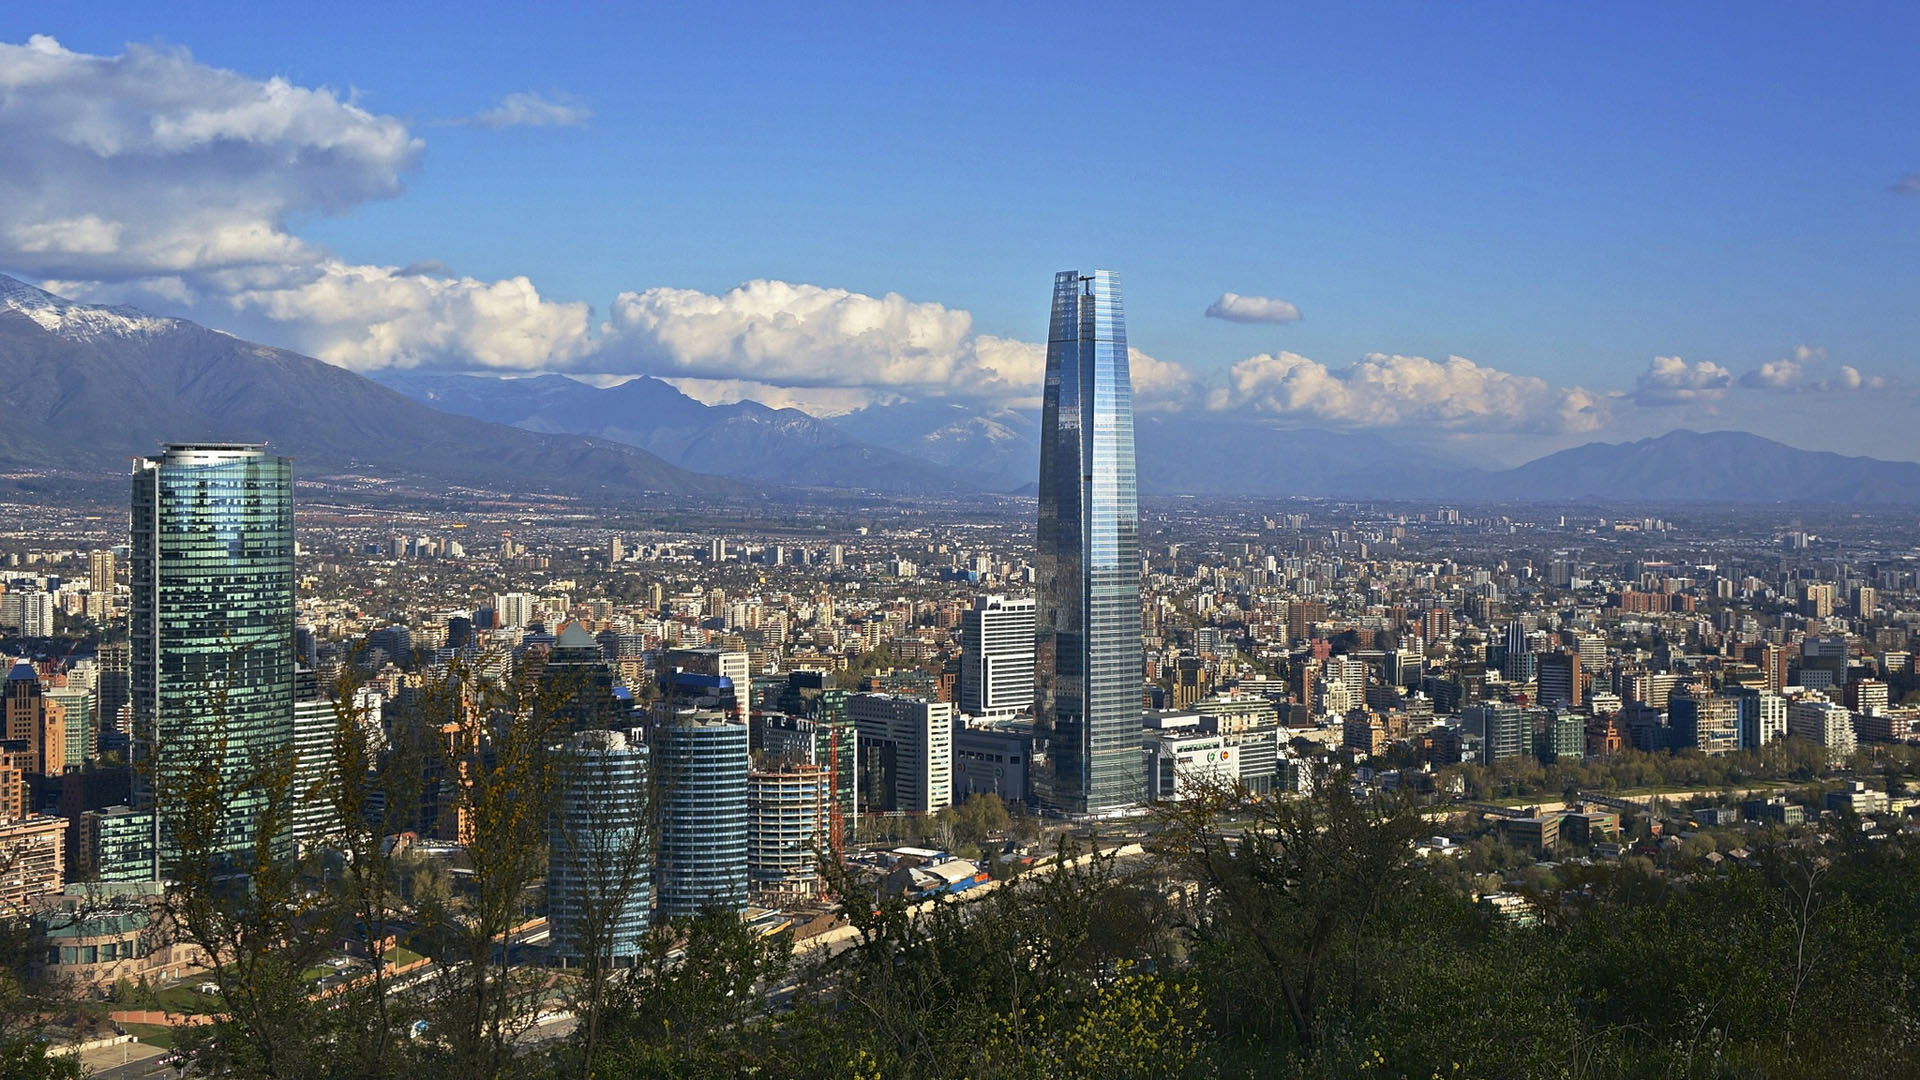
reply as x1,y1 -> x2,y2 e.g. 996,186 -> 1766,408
1217,350 -> 1610,433
0,34 -> 420,280
1128,348 -> 1198,409
1892,173 -> 1920,195
1204,291 -> 1302,324
215,260 -> 593,371
468,91 -> 589,129
1739,345 -> 1885,392
1632,355 -> 1732,405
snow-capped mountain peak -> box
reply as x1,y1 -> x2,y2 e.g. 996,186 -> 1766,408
0,274 -> 179,341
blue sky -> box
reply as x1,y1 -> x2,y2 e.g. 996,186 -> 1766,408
3,4 -> 1918,461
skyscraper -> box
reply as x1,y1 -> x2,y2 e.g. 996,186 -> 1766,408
1034,269 -> 1144,815
89,549 -> 116,598
959,594 -> 1035,719
653,710 -> 749,920
549,727 -> 651,965
132,443 -> 295,870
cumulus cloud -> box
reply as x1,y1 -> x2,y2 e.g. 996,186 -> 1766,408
594,279 -> 1194,405
0,35 -> 1183,409
0,34 -> 420,280
1632,355 -> 1732,405
1205,291 -> 1302,324
1217,350 -> 1610,433
467,91 -> 589,129
215,260 -> 593,371
1739,345 -> 1885,393
1892,173 -> 1920,195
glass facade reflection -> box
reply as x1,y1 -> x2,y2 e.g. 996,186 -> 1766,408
549,728 -> 651,964
1034,270 -> 1144,815
132,444 -> 295,870
654,711 -> 749,919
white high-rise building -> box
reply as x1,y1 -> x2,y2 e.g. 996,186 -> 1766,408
849,693 -> 952,814
16,592 -> 53,638
958,595 -> 1035,719
1755,690 -> 1787,746
1788,697 -> 1857,761
493,592 -> 536,630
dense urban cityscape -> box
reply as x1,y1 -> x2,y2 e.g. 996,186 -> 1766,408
5,339 -> 1920,1074
8,8 -> 1920,1078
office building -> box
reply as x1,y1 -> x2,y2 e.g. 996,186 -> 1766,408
1668,686 -> 1739,755
1535,652 -> 1582,709
4,662 -> 66,779
1534,709 -> 1586,763
537,621 -> 628,734
746,761 -> 830,903
1144,729 -> 1237,801
952,719 -> 1035,805
1469,702 -> 1529,764
95,642 -> 131,754
849,692 -> 952,814
663,647 -> 750,720
1727,687 -> 1786,750
653,710 -> 749,920
549,728 -> 651,964
1501,618 -> 1535,684
1034,269 -> 1144,816
958,595 -> 1035,719
132,444 -> 295,872
46,686 -> 93,769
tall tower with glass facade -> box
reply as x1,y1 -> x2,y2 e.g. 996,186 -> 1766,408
549,728 -> 652,965
652,710 -> 749,920
1034,270 -> 1144,815
132,444 -> 295,871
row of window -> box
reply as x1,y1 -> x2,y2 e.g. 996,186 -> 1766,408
47,937 -> 147,965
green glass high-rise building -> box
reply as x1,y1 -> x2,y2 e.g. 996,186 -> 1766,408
131,444 -> 295,872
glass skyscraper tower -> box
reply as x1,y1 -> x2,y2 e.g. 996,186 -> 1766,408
1034,270 -> 1144,815
132,443 -> 295,871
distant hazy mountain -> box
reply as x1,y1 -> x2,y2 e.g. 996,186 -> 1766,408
830,399 -> 1040,492
374,372 -> 972,493
834,404 -> 1445,498
1456,429 -> 1920,504
0,275 -> 734,498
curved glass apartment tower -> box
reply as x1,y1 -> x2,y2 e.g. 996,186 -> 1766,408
132,444 -> 295,872
1034,270 -> 1144,815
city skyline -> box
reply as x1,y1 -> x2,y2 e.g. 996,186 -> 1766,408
2,10 -> 1919,465
7,8 -> 1920,1074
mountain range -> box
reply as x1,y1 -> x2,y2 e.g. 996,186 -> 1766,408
371,371 -> 970,493
4,274 -> 1918,505
0,274 -> 738,500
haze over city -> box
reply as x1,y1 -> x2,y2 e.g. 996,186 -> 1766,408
3,7 -> 1920,1080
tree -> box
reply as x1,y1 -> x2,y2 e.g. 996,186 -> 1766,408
1152,765 -> 1428,1055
